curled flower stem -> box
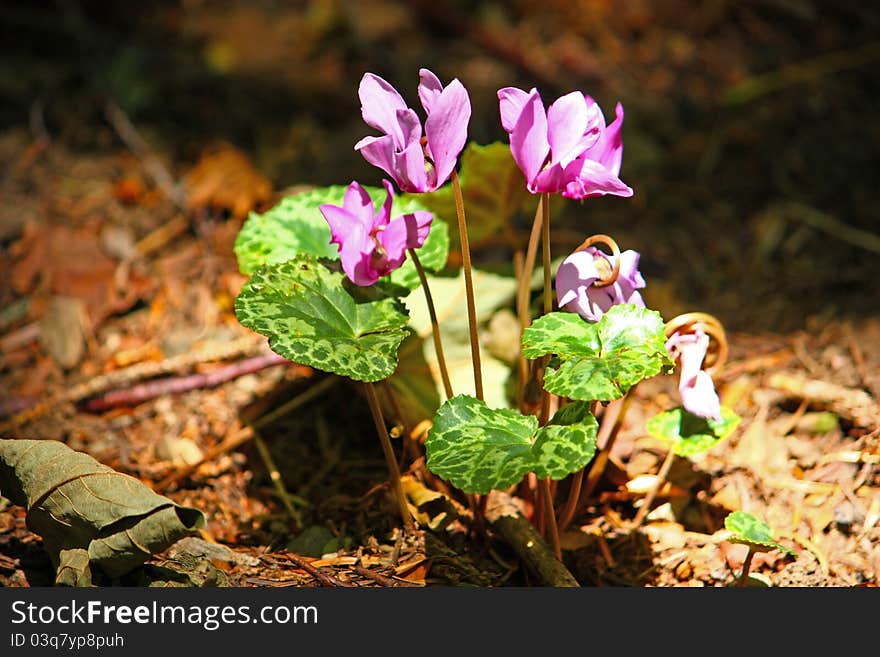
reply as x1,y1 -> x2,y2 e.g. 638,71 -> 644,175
451,169 -> 483,401
574,233 -> 621,288
364,382 -> 415,534
664,312 -> 729,376
630,446 -> 676,530
408,248 -> 454,400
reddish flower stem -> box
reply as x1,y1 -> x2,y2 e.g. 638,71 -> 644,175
364,381 -> 415,534
451,169 -> 483,401
408,248 -> 453,400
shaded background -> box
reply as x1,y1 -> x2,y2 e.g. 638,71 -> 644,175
2,0 -> 878,331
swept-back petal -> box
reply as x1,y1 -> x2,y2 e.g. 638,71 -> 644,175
680,370 -> 722,422
565,158 -> 633,199
510,91 -> 549,187
418,68 -> 444,115
358,73 -> 409,148
615,249 -> 646,299
379,210 -> 434,272
546,91 -> 591,167
555,250 -> 601,309
587,102 -> 625,175
372,179 -> 396,232
355,134 -> 397,181
391,140 -> 429,193
319,202 -> 376,286
497,86 -> 533,133
424,78 -> 471,189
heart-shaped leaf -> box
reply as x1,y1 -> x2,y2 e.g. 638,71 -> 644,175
425,395 -> 597,494
234,185 -> 449,290
235,255 -> 410,382
646,406 -> 741,457
724,511 -> 796,556
521,304 -> 672,402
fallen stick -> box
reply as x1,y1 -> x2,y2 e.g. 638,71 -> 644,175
79,351 -> 288,411
0,335 -> 269,430
484,490 -> 579,587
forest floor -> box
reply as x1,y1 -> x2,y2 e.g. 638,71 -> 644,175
0,1 -> 878,587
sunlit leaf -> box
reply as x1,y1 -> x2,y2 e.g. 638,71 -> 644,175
724,511 -> 796,556
425,395 -> 597,494
235,255 -> 410,382
521,304 -> 672,401
646,406 -> 741,457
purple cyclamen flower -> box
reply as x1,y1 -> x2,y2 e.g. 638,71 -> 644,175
556,247 -> 645,322
665,328 -> 722,422
355,69 -> 471,193
319,180 -> 433,286
497,86 -> 633,199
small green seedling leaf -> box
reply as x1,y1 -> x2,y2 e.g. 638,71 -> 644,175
234,186 -> 448,290
425,395 -> 597,494
646,406 -> 741,457
235,255 -> 410,382
724,511 -> 796,556
521,304 -> 672,402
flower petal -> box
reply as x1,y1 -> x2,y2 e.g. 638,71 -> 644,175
680,370 -> 722,422
391,139 -> 429,193
358,73 -> 409,148
497,86 -> 532,134
555,250 -> 601,314
418,68 -> 444,115
615,249 -> 646,300
379,210 -> 434,273
372,179 -> 396,232
424,78 -> 471,190
565,159 -> 633,199
510,90 -> 550,187
319,200 -> 377,286
586,102 -> 625,176
546,91 -> 591,167
355,134 -> 398,181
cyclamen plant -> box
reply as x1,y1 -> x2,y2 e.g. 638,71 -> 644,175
232,67 -> 741,567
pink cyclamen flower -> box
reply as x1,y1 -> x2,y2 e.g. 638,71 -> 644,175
665,328 -> 722,422
497,86 -> 633,199
556,247 -> 645,322
319,180 -> 433,286
355,69 -> 471,193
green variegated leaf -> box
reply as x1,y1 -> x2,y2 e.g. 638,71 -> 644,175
646,406 -> 741,457
531,402 -> 598,480
520,311 -> 598,359
724,511 -> 796,556
235,256 -> 410,382
521,305 -> 672,402
425,395 -> 597,494
233,186 -> 448,290
234,186 -> 346,275
388,197 -> 449,290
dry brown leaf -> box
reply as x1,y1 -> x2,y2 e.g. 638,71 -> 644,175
10,221 -> 154,328
183,143 -> 273,220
